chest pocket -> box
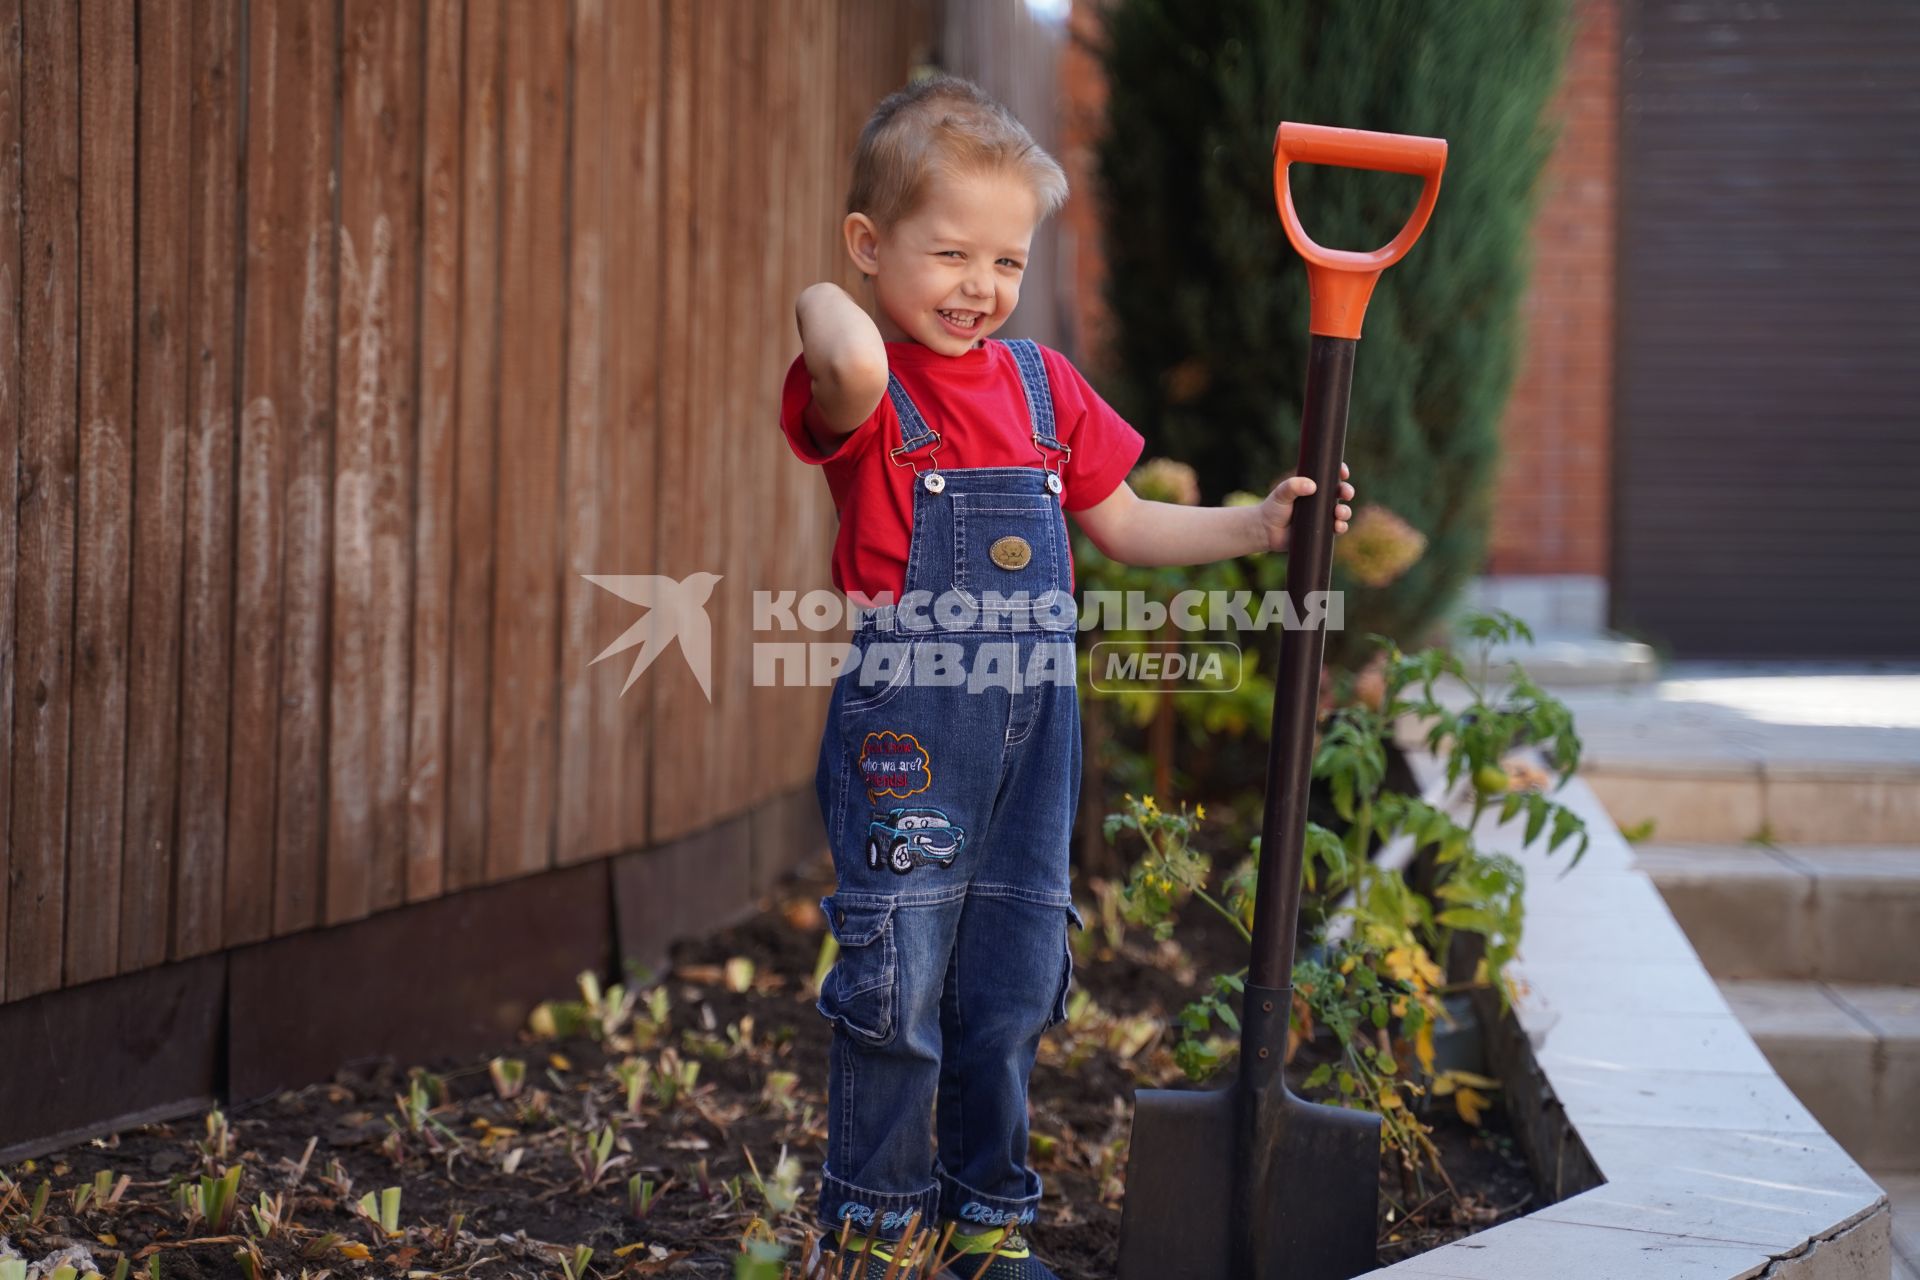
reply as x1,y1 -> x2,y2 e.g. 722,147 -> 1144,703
951,492 -> 1067,613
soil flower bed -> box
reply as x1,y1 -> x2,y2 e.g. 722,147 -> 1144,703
1,857 -> 1536,1280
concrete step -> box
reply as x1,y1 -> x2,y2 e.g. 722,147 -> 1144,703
1720,978 -> 1920,1173
1631,842 -> 1920,984
1584,759 -> 1920,846
1560,664 -> 1920,845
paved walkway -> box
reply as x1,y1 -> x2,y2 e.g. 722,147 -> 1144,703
1534,658 -> 1920,764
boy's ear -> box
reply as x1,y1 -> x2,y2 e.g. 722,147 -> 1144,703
843,212 -> 881,278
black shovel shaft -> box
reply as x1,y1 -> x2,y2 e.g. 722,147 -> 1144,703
1243,334 -> 1356,1037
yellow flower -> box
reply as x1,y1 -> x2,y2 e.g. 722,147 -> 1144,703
1141,794 -> 1159,815
1194,803 -> 1207,820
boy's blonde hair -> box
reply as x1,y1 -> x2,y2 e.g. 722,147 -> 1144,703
847,74 -> 1068,232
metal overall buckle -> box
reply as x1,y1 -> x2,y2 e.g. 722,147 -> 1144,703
891,431 -> 946,493
1034,431 -> 1069,495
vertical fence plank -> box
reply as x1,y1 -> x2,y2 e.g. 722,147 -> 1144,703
120,0 -> 189,975
329,0 -> 423,921
806,0 -> 838,755
649,0 -> 735,845
177,0 -> 241,959
608,0 -> 661,855
448,0 -> 502,893
751,0 -> 791,802
9,0 -> 79,999
237,0 -> 335,941
729,0 -> 769,808
266,0 -> 345,940
0,0 -> 22,994
556,0 -> 605,866
485,0 -> 567,881
648,0 -> 694,845
408,0 -> 463,902
69,0 -> 135,986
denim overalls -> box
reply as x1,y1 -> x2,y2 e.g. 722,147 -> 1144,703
811,338 -> 1086,1241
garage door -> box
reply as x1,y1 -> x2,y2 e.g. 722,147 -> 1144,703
1614,1 -> 1920,658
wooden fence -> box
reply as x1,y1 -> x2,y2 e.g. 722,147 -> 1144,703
0,0 -> 924,1006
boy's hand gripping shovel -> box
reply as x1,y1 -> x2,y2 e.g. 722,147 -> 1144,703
1116,122 -> 1446,1280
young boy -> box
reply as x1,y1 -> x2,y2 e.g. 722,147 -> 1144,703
779,76 -> 1353,1279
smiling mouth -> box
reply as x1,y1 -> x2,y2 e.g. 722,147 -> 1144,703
937,309 -> 984,330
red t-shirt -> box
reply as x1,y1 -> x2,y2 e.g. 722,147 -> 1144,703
779,339 -> 1145,605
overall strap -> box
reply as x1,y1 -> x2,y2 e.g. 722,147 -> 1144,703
1002,338 -> 1067,455
885,373 -> 939,463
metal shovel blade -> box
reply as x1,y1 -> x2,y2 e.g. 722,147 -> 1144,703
1119,1076 -> 1381,1280
1117,1084 -> 1237,1280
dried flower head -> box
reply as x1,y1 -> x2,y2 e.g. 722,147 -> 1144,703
1129,457 -> 1201,506
1333,503 -> 1427,587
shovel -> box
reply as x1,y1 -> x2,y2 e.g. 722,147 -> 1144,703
1116,122 -> 1447,1280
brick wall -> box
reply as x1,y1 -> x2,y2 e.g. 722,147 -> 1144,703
1489,0 -> 1618,578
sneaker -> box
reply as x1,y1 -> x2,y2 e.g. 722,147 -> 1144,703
934,1223 -> 1059,1280
804,1231 -> 923,1279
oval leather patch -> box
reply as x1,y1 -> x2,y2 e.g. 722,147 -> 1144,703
989,535 -> 1032,570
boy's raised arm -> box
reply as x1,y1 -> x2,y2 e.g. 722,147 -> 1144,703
795,283 -> 889,452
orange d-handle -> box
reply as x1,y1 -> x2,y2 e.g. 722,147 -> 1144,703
1273,122 -> 1447,339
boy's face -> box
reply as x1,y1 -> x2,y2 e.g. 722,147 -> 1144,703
844,167 -> 1039,357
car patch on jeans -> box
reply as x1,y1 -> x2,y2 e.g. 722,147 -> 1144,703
866,806 -> 965,875
859,730 -> 931,800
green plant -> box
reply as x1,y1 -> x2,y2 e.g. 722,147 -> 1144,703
1107,609 -> 1587,1182
248,1189 -> 290,1239
489,1055 -> 527,1099
233,1239 -> 268,1280
573,1124 -> 628,1193
651,1047 -> 702,1108
1096,0 -> 1573,665
69,1167 -> 125,1217
558,1244 -> 594,1280
627,1172 -> 670,1219
761,1070 -> 801,1117
384,1071 -> 466,1155
195,1108 -> 232,1170
613,1056 -> 653,1115
173,1165 -> 243,1233
354,1186 -> 402,1244
742,1144 -> 804,1216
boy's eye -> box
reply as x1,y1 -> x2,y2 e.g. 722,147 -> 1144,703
940,251 -> 1029,272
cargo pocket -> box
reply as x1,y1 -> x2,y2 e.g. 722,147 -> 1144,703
816,893 -> 899,1047
1046,903 -> 1085,1030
